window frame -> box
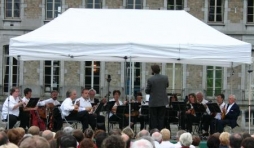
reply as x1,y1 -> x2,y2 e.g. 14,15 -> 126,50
247,0 -> 254,23
206,66 -> 223,97
165,63 -> 183,94
84,61 -> 101,94
86,0 -> 102,8
208,0 -> 224,23
167,0 -> 184,10
5,0 -> 21,19
44,60 -> 60,93
45,0 -> 62,20
125,62 -> 141,96
126,0 -> 143,9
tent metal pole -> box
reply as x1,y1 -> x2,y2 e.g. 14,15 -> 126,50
230,63 -> 234,94
7,55 -> 13,130
128,57 -> 132,126
91,61 -> 94,88
248,65 -> 253,134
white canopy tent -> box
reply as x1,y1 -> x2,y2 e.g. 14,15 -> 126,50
10,8 -> 251,67
9,8 -> 252,132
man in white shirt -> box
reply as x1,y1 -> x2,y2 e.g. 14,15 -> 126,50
38,90 -> 60,106
210,94 -> 226,134
19,88 -> 37,130
75,88 -> 95,130
60,89 -> 89,132
1,87 -> 25,129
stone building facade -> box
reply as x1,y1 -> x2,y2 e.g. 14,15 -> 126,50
0,0 -> 253,105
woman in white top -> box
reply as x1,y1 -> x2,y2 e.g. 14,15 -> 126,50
1,87 -> 25,129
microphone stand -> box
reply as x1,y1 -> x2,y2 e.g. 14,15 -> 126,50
106,75 -> 111,133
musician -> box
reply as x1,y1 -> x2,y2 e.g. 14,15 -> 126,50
109,90 -> 127,129
60,89 -> 89,132
133,92 -> 146,130
166,94 -> 179,130
38,90 -> 60,106
75,88 -> 96,130
88,89 -> 106,130
185,93 -> 199,133
1,87 -> 25,129
196,92 -> 212,136
216,94 -> 240,133
19,88 -> 37,130
210,94 -> 226,134
145,64 -> 169,130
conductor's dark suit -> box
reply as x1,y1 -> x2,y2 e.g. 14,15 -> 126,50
216,103 -> 240,133
145,74 -> 168,130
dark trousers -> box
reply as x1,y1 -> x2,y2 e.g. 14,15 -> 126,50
109,114 -> 128,129
149,106 -> 166,130
88,114 -> 97,130
202,114 -> 213,132
186,114 -> 200,133
210,119 -> 218,134
6,114 -> 18,129
96,115 -> 105,131
19,110 -> 30,129
216,119 -> 231,133
65,111 -> 89,132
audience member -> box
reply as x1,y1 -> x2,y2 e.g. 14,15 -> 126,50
122,127 -> 135,139
84,128 -> 94,139
59,135 -> 77,148
15,127 -> 25,138
102,135 -> 125,148
219,132 -> 230,148
73,129 -> 84,144
140,136 -> 155,148
7,129 -> 22,145
49,139 -> 57,148
241,137 -> 254,148
94,132 -> 107,148
160,128 -> 174,148
192,135 -> 201,148
79,138 -> 95,148
136,130 -> 150,138
0,132 -> 8,146
174,130 -> 195,148
62,127 -> 74,135
108,128 -> 121,136
207,136 -> 220,148
27,126 -> 40,136
19,136 -> 50,148
151,132 -> 162,148
131,139 -> 153,148
179,133 -> 193,148
150,128 -> 159,136
42,130 -> 53,141
242,132 -> 251,140
229,133 -> 243,148
121,133 -> 131,148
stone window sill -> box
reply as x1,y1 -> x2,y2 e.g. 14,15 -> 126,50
207,22 -> 225,26
3,19 -> 22,22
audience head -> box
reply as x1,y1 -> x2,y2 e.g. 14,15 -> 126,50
160,128 -> 170,141
140,136 -> 155,148
192,135 -> 201,146
49,139 -> 57,148
41,130 -> 53,141
151,132 -> 162,143
54,130 -> 64,140
63,126 -> 74,135
122,127 -> 134,139
131,139 -> 153,148
149,128 -> 159,136
121,133 -> 131,148
72,129 -> 84,143
0,132 -> 8,146
229,133 -> 243,148
79,138 -> 95,148
136,130 -> 150,138
176,130 -> 186,141
109,128 -> 121,136
179,132 -> 192,147
242,132 -> 251,140
15,127 -> 25,138
59,135 -> 77,148
7,128 -> 22,145
84,128 -> 94,139
19,136 -> 50,148
102,135 -> 125,148
94,132 -> 107,148
28,126 -> 40,136
219,132 -> 230,146
241,137 -> 254,148
212,132 -> 221,139
207,136 -> 220,148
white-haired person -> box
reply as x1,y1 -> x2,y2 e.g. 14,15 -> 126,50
131,139 -> 153,148
179,133 -> 193,148
160,128 -> 174,148
151,132 -> 162,148
174,131 -> 195,148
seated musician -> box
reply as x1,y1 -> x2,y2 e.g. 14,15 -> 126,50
196,91 -> 212,136
132,92 -> 146,130
60,89 -> 89,132
166,94 -> 179,130
216,94 -> 240,133
109,90 -> 127,129
88,89 -> 106,131
37,90 -> 60,107
1,87 -> 25,129
185,93 -> 199,133
19,88 -> 38,130
210,94 -> 226,134
75,88 -> 96,130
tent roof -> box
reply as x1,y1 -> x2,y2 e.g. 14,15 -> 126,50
10,8 -> 252,67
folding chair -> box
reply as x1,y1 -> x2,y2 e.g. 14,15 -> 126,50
58,107 -> 80,129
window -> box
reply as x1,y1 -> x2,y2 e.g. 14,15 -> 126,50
167,0 -> 183,10
46,0 -> 61,19
206,66 -> 223,96
165,63 -> 182,94
44,61 -> 60,93
5,0 -> 20,18
248,0 -> 254,22
126,0 -> 142,9
3,45 -> 18,93
126,62 -> 141,96
208,0 -> 224,22
86,0 -> 102,8
85,61 -> 100,94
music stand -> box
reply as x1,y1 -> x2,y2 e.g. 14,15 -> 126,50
171,102 -> 186,129
105,101 -> 116,112
192,103 -> 206,134
93,103 -> 105,115
26,98 -> 40,108
206,103 -> 221,113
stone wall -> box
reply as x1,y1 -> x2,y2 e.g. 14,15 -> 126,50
24,0 -> 42,19
64,61 -> 80,86
228,0 -> 243,23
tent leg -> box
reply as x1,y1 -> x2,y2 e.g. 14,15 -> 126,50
248,65 -> 253,134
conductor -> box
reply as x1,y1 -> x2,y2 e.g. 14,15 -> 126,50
145,64 -> 169,130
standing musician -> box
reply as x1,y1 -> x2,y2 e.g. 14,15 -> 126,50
196,92 -> 212,136
216,94 -> 240,133
185,93 -> 199,133
19,88 -> 38,130
60,89 -> 89,132
1,87 -> 25,129
145,64 -> 169,131
38,90 -> 60,106
88,89 -> 106,131
210,94 -> 226,134
75,88 -> 95,130
109,90 -> 127,129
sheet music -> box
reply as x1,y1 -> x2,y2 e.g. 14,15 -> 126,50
146,95 -> 150,102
